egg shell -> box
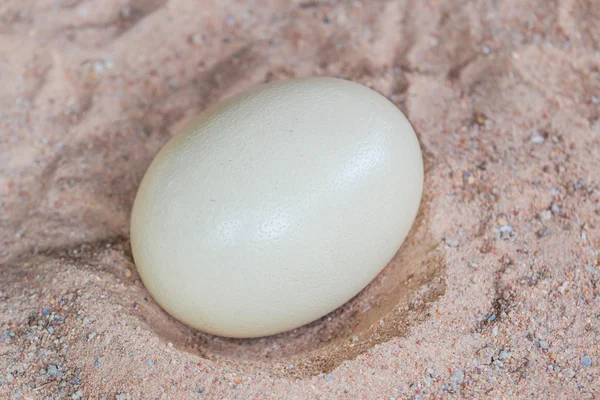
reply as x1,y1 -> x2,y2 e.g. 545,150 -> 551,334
130,77 -> 423,338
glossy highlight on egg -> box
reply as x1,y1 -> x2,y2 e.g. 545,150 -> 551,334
130,77 -> 424,338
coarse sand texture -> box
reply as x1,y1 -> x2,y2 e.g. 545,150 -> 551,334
0,0 -> 599,399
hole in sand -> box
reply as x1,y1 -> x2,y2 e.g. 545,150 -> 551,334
136,154 -> 446,378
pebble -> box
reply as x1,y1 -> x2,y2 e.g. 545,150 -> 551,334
47,364 -> 60,377
42,307 -> 51,316
147,360 -> 154,366
563,368 -> 576,379
465,173 -> 475,185
452,368 -> 464,383
537,227 -> 550,238
585,264 -> 595,272
448,381 -> 458,392
94,359 -> 101,367
530,134 -> 545,144
581,356 -> 592,367
539,210 -> 552,221
482,354 -> 492,365
495,224 -> 513,240
92,60 -> 112,73
445,238 -> 459,248
190,33 -> 203,45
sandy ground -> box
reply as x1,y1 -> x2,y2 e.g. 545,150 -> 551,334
1,0 -> 600,398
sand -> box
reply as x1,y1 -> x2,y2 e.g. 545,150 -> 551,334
1,0 -> 599,398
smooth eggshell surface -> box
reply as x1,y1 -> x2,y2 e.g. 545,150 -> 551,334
130,77 -> 423,338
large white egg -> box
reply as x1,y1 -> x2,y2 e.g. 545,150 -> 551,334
130,77 -> 423,338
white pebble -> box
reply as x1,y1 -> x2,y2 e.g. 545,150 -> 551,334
530,134 -> 545,144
